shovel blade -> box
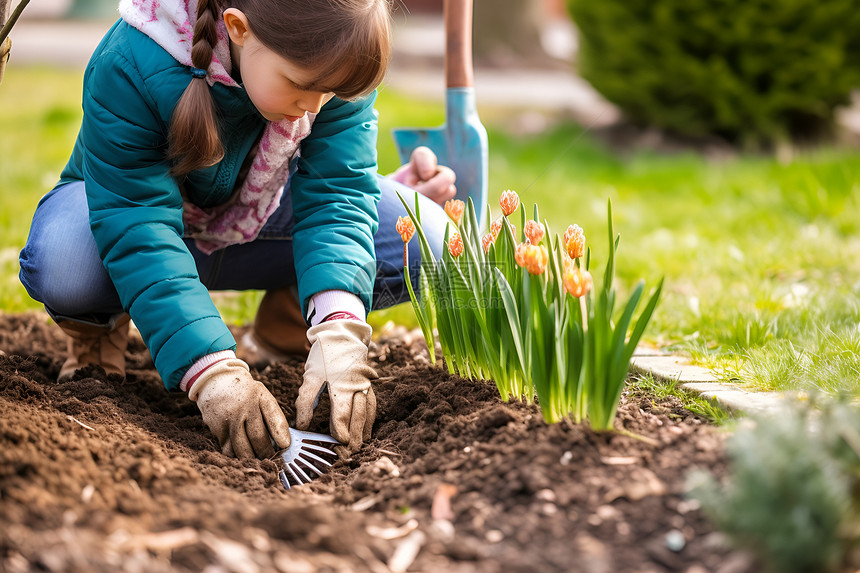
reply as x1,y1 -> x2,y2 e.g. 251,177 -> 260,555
392,87 -> 488,230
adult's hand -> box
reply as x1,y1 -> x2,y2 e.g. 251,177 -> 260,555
389,146 -> 457,206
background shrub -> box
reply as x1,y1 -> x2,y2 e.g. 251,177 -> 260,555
688,400 -> 860,573
566,0 -> 860,146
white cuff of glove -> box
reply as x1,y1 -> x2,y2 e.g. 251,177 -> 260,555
307,290 -> 366,326
180,350 -> 237,393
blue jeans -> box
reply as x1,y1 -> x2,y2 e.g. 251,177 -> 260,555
19,177 -> 447,325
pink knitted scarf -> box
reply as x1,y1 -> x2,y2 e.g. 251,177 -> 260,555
119,0 -> 315,254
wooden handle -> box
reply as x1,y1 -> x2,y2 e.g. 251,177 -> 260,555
444,0 -> 473,88
0,37 -> 10,85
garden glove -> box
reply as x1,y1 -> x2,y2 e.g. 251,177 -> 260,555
295,319 -> 378,455
189,358 -> 291,459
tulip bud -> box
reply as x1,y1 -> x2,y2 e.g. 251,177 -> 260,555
444,199 -> 465,226
524,220 -> 545,245
396,216 -> 415,243
482,233 -> 494,253
563,265 -> 593,298
490,219 -> 503,240
499,189 -> 520,217
447,232 -> 464,258
514,243 -> 528,267
564,224 -> 585,259
523,244 -> 548,275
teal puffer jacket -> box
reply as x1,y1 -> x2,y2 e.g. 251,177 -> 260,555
56,20 -> 381,390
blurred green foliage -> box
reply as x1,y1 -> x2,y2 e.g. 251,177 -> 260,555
689,399 -> 860,572
567,0 -> 860,146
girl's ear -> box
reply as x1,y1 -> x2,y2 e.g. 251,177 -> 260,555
223,8 -> 251,46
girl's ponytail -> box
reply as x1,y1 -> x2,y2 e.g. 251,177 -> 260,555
167,0 -> 224,177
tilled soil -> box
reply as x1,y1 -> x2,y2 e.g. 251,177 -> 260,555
0,312 -> 753,573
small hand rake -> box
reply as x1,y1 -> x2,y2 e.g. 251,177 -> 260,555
274,428 -> 340,489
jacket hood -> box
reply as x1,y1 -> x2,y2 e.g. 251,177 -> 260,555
119,0 -> 237,86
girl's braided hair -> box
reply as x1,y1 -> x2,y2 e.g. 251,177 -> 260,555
168,0 -> 392,177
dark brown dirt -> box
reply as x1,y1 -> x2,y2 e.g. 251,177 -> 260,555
0,312 -> 753,573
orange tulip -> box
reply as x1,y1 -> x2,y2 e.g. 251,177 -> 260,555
564,224 -> 585,259
563,265 -> 593,298
499,189 -> 520,217
490,219 -> 503,240
482,233 -> 494,253
514,243 -> 528,267
524,220 -> 545,245
447,232 -> 464,258
396,216 -> 415,243
444,199 -> 465,226
523,244 -> 548,275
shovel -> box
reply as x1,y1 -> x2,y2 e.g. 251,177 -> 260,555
274,428 -> 340,489
392,0 -> 489,229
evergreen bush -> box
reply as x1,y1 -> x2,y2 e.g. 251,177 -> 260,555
566,0 -> 860,146
688,400 -> 860,573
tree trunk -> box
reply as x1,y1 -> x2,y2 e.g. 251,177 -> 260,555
473,0 -> 549,65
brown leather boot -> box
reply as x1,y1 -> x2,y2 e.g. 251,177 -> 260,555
57,314 -> 130,381
236,288 -> 310,368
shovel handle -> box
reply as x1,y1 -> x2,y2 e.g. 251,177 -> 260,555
444,0 -> 474,88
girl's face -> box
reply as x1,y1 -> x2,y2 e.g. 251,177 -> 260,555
224,9 -> 337,122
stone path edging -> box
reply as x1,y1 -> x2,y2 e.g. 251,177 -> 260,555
630,352 -> 783,414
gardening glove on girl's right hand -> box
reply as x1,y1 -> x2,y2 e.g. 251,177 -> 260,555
295,319 -> 378,456
189,358 -> 291,459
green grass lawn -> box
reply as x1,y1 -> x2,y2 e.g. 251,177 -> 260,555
3,66 -> 860,397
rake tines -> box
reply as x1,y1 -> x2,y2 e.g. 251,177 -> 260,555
275,428 -> 340,489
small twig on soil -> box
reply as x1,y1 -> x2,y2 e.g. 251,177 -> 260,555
388,529 -> 425,573
376,448 -> 402,457
350,495 -> 381,512
600,456 -> 639,466
116,527 -> 199,552
67,416 -> 96,431
367,518 -> 418,541
613,427 -> 660,447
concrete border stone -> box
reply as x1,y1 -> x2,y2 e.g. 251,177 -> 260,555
631,351 -> 783,413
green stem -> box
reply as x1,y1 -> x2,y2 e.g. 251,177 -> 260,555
579,295 -> 588,332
